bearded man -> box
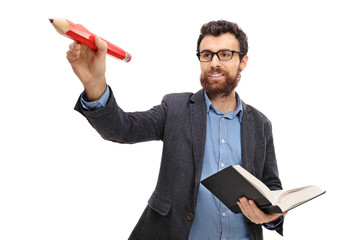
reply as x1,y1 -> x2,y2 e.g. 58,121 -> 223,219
67,20 -> 286,240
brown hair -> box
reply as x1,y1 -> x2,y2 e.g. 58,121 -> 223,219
197,20 -> 248,59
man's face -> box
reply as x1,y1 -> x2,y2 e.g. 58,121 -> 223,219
199,33 -> 248,98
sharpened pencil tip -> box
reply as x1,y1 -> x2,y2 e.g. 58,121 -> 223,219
49,19 -> 53,23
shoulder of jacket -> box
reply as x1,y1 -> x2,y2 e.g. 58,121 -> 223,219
163,92 -> 193,99
242,101 -> 272,125
162,92 -> 197,104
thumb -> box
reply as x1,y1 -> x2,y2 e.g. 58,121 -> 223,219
95,35 -> 108,55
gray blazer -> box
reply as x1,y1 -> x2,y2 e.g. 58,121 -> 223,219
75,87 -> 284,240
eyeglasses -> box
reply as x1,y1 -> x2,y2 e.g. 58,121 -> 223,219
196,49 -> 243,62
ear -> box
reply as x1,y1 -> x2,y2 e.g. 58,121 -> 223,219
239,55 -> 248,71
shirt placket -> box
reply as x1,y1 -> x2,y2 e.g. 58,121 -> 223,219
219,115 -> 230,240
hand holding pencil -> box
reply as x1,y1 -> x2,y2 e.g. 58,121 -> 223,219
67,35 -> 108,102
49,18 -> 129,101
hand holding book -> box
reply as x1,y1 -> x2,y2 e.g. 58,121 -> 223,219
237,196 -> 287,224
201,165 -> 326,214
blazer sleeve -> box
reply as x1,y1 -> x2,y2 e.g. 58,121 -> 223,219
246,105 -> 284,236
74,86 -> 167,143
262,120 -> 282,191
262,120 -> 284,236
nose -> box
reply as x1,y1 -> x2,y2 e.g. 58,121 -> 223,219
210,53 -> 221,67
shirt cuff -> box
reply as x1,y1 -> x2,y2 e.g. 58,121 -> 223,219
263,215 -> 283,229
80,86 -> 110,111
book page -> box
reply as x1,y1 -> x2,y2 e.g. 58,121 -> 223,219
276,185 -> 325,211
233,165 -> 276,204
271,190 -> 285,201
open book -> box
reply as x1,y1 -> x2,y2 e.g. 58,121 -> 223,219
201,165 -> 326,214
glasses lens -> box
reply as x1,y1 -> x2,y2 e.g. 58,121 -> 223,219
218,50 -> 233,61
199,51 -> 213,62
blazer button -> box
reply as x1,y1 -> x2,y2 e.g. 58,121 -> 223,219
186,212 -> 194,221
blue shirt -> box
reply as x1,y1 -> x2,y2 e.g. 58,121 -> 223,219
80,86 -> 110,111
188,92 -> 250,240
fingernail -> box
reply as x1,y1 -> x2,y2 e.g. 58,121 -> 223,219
97,36 -> 104,44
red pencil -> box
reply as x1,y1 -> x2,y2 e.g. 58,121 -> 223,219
49,18 -> 131,62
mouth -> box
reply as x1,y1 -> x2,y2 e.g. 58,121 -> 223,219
207,73 -> 225,80
209,74 -> 223,77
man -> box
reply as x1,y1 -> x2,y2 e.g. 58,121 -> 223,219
67,20 -> 287,240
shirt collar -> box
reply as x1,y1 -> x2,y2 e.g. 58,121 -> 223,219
204,91 -> 243,118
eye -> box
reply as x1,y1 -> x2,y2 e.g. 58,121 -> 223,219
200,51 -> 213,60
202,53 -> 212,58
219,51 -> 232,59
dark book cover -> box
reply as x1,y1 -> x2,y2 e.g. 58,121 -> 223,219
201,166 -> 282,214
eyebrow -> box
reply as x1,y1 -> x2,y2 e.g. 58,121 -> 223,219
199,49 -> 232,52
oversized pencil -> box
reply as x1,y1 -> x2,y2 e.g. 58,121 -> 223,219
49,18 -> 131,62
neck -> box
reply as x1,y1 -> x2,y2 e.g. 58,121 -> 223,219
208,90 -> 237,114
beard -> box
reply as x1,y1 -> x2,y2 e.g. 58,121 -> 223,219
200,67 -> 241,99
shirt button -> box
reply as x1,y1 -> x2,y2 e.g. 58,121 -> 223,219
186,212 -> 194,221
222,212 -> 226,217
221,139 -> 225,143
221,163 -> 225,167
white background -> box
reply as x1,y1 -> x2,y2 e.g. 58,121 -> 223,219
1,0 -> 359,239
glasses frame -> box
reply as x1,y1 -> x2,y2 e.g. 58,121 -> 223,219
196,49 -> 243,62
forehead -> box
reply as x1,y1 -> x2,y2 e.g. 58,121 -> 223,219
199,33 -> 240,52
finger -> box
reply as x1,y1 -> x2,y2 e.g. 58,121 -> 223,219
238,198 -> 263,224
237,197 -> 248,212
66,49 -> 80,63
69,40 -> 89,54
248,200 -> 266,219
249,200 -> 288,223
69,41 -> 81,51
238,198 -> 255,217
237,202 -> 250,220
67,46 -> 80,58
72,25 -> 89,53
66,50 -> 76,62
237,199 -> 245,213
242,199 -> 258,219
95,35 -> 108,55
276,211 -> 288,219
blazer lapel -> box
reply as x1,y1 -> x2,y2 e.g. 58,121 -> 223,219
241,101 -> 255,174
189,90 -> 207,186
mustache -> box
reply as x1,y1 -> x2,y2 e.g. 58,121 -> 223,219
205,67 -> 228,75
